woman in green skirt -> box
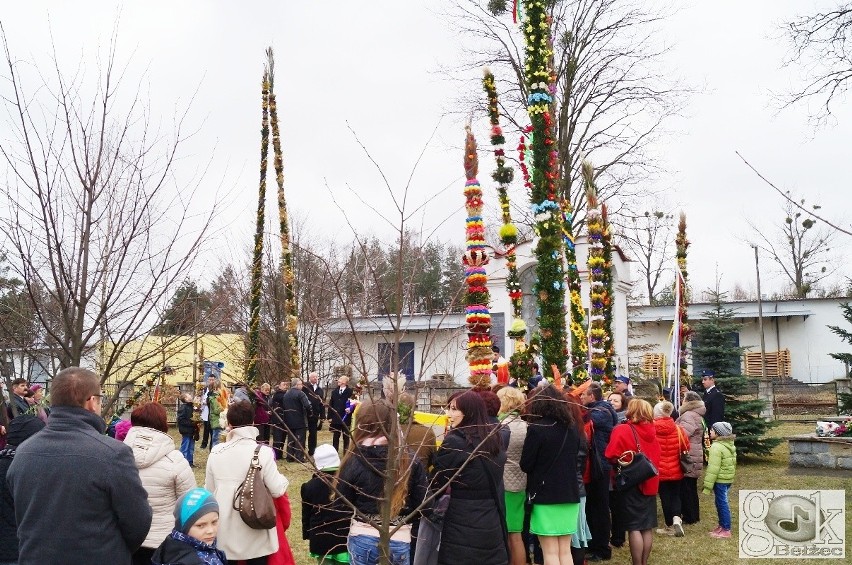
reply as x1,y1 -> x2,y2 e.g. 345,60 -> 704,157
520,385 -> 581,565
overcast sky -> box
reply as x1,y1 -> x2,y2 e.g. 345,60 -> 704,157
1,0 -> 849,301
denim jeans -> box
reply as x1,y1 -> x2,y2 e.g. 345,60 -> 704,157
180,434 -> 195,465
713,483 -> 732,530
348,534 -> 410,565
210,427 -> 221,450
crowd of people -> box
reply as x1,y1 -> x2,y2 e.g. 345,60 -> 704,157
0,366 -> 737,565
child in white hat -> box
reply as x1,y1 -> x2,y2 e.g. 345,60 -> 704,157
301,444 -> 350,563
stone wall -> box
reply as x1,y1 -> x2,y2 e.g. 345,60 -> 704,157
788,435 -> 852,470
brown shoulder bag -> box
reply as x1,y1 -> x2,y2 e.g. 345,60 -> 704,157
232,444 -> 277,529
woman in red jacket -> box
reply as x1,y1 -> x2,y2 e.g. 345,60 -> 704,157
652,401 -> 689,537
604,399 -> 660,565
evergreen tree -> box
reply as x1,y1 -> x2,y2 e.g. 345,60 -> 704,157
692,290 -> 780,457
828,302 -> 852,414
828,302 -> 852,372
155,280 -> 211,336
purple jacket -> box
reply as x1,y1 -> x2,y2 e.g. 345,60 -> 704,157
254,390 -> 270,425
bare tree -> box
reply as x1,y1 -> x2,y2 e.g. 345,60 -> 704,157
619,207 -> 674,304
749,199 -> 837,298
281,129 -> 475,564
0,28 -> 218,414
447,0 -> 688,232
781,4 -> 852,124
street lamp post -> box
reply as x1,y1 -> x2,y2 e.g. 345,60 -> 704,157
753,245 -> 767,380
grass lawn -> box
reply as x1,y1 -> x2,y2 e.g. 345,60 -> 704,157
177,422 -> 849,565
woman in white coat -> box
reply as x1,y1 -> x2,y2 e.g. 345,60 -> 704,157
124,402 -> 196,565
206,399 -> 289,565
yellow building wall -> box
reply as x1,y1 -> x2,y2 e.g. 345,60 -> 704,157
104,333 -> 246,386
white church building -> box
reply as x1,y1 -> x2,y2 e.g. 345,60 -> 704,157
324,236 -> 635,384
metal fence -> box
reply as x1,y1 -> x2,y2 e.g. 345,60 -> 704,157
103,382 -> 189,424
771,380 -> 838,419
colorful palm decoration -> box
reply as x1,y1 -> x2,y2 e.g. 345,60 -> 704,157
601,202 -> 616,383
522,0 -> 567,375
461,127 -> 493,388
482,69 -> 525,348
584,164 -> 609,383
562,197 -> 587,383
675,212 -> 691,382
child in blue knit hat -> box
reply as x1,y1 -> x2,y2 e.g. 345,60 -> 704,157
152,487 -> 227,565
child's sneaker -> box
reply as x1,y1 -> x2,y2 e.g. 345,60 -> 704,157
673,516 -> 684,537
708,526 -> 722,535
711,528 -> 731,539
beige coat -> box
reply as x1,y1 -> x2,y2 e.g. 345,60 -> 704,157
205,426 -> 288,560
124,426 -> 196,549
502,413 -> 528,492
675,399 -> 706,479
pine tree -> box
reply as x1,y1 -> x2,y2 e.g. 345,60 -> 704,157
692,290 -> 780,457
828,302 -> 852,371
828,302 -> 852,414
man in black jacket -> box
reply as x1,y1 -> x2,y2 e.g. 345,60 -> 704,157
280,378 -> 312,462
304,372 -> 325,456
0,415 -> 45,564
269,380 -> 289,459
7,378 -> 30,420
701,369 -> 725,429
7,367 -> 152,565
580,382 -> 618,561
328,376 -> 353,453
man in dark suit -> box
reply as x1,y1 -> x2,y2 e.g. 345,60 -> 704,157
328,376 -> 353,453
281,378 -> 312,462
701,369 -> 725,429
269,380 -> 290,459
304,372 -> 325,456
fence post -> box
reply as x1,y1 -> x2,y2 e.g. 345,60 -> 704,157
758,378 -> 774,421
836,378 -> 851,415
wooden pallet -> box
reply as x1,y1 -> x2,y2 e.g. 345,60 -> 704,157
743,349 -> 791,378
641,353 -> 666,379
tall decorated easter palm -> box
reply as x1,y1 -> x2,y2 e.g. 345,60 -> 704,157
245,65 -> 271,384
522,0 -> 568,376
267,48 -> 301,379
461,127 -> 494,389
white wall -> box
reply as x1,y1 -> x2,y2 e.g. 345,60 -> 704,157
325,328 -> 468,384
629,298 -> 851,383
487,236 -> 632,373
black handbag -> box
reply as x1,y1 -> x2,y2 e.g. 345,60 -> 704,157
614,424 -> 658,491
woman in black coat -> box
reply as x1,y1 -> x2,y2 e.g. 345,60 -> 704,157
432,390 -> 508,565
520,385 -> 581,565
